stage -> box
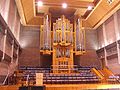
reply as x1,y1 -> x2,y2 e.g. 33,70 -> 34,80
0,83 -> 120,90
45,84 -> 120,90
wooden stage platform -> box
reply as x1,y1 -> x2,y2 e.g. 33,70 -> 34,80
0,84 -> 120,90
45,84 -> 120,90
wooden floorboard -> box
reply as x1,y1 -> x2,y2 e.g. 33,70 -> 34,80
0,84 -> 120,90
45,84 -> 120,90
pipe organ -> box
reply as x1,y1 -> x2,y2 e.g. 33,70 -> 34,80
40,14 -> 51,54
75,16 -> 85,55
40,14 -> 85,73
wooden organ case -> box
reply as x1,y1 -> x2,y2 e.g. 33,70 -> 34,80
40,14 -> 85,73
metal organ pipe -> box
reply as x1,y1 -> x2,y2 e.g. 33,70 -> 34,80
62,17 -> 65,42
75,17 -> 85,52
70,25 -> 73,43
43,14 -> 51,50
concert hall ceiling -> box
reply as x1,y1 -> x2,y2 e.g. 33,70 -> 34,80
15,0 -> 120,28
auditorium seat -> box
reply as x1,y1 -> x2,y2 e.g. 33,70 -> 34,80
107,75 -> 119,84
16,66 -> 101,84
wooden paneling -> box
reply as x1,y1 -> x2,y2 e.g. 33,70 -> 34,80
83,0 -> 120,28
45,84 -> 120,90
96,8 -> 120,74
117,9 -> 120,37
0,32 -> 4,51
97,25 -> 104,49
8,0 -> 16,31
49,7 -> 76,18
105,15 -> 116,43
19,26 -> 41,66
18,0 -> 95,26
21,0 -> 34,22
0,0 -> 21,76
36,0 -> 94,8
0,0 -> 7,18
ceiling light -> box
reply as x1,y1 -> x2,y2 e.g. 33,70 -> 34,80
107,0 -> 113,4
87,6 -> 93,10
62,3 -> 67,8
37,1 -> 43,7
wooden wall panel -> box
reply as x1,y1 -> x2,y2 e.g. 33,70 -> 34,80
8,0 -> 16,31
117,9 -> 120,38
107,58 -> 118,65
19,25 -> 53,67
5,39 -> 12,57
19,26 -> 40,66
0,62 -> 8,75
0,32 -> 4,51
105,16 -> 116,44
0,0 -> 7,17
14,11 -> 20,40
0,0 -> 21,76
96,9 -> 120,74
40,55 -> 52,67
97,25 -> 104,48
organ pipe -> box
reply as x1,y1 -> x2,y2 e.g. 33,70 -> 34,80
75,16 -> 85,52
42,14 -> 51,50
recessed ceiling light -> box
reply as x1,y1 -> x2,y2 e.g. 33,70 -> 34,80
37,1 -> 43,7
62,3 -> 67,8
87,6 -> 93,10
107,0 -> 113,4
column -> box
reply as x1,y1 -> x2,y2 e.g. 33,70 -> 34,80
102,23 -> 108,66
114,12 -> 120,64
15,46 -> 19,65
4,0 -> 10,23
2,29 -> 7,61
11,40 -> 14,63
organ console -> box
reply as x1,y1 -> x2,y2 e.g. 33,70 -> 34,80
40,14 -> 86,73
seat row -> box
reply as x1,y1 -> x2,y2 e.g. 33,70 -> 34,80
43,78 -> 100,84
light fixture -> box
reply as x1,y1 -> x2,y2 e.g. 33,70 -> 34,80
37,1 -> 43,7
87,6 -> 93,10
107,0 -> 113,4
62,3 -> 67,8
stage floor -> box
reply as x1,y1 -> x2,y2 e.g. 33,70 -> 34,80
0,83 -> 120,90
45,84 -> 120,90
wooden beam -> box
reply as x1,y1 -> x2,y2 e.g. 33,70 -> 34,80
83,0 -> 120,28
15,0 -> 26,25
36,0 -> 94,8
93,1 -> 120,29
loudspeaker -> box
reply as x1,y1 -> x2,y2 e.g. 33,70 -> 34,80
19,86 -> 45,90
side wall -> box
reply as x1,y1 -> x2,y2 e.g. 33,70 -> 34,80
96,9 -> 120,74
0,0 -> 21,76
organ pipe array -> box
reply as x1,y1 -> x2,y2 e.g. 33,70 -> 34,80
74,16 -> 85,55
40,14 -> 51,53
40,14 -> 86,73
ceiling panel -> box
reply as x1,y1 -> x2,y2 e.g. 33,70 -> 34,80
20,0 -> 93,26
21,0 -> 34,22
83,0 -> 120,28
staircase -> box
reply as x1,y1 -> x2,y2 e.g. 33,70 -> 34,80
100,68 -> 113,78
